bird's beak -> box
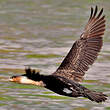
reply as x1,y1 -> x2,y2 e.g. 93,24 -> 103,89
9,78 -> 13,81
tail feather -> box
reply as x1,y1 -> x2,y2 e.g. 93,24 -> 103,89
83,90 -> 108,103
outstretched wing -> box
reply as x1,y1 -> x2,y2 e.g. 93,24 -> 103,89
53,6 -> 105,82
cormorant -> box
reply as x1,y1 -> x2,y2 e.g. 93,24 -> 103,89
9,6 -> 107,103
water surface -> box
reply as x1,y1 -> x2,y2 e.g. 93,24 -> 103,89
0,0 -> 110,110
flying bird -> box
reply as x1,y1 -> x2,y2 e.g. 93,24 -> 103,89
9,6 -> 107,103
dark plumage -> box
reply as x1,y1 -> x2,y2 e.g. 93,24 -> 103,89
9,6 -> 107,103
53,6 -> 105,82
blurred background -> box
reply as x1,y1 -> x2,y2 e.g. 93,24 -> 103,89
0,0 -> 110,110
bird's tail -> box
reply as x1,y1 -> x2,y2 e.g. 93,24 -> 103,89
82,89 -> 107,103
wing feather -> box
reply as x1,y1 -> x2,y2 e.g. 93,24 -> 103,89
53,6 -> 105,82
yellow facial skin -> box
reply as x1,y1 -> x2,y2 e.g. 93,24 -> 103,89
9,76 -> 45,87
9,76 -> 21,83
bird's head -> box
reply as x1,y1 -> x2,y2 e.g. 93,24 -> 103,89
9,68 -> 45,86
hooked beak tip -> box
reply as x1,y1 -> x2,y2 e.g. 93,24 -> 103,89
9,78 -> 13,81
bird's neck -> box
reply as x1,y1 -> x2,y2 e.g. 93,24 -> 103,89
26,74 -> 48,87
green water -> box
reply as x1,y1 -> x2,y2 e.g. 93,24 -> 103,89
0,0 -> 110,110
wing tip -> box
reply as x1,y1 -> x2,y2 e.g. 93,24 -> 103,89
90,6 -> 104,20
24,66 -> 40,76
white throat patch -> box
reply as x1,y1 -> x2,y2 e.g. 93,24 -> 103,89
20,76 -> 45,86
20,76 -> 29,84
